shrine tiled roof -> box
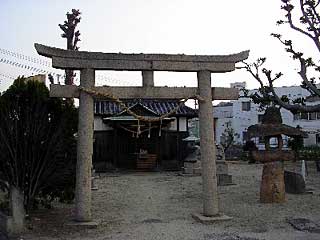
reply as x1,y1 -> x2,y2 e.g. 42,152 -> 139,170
94,99 -> 198,117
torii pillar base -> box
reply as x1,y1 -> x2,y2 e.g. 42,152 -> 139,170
192,213 -> 233,224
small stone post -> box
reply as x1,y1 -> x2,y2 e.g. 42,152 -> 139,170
142,70 -> 154,87
197,70 -> 219,216
75,68 -> 95,222
10,186 -> 25,234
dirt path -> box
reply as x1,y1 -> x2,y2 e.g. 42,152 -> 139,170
21,163 -> 320,240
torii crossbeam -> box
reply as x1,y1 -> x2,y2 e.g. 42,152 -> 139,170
35,43 -> 249,223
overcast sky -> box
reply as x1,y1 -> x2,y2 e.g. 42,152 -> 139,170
0,0 -> 316,92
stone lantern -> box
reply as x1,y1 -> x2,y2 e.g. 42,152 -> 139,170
247,107 -> 307,203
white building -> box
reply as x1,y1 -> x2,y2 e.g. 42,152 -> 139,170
213,82 -> 318,148
293,96 -> 320,145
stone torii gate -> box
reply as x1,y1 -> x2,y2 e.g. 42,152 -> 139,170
35,43 -> 249,223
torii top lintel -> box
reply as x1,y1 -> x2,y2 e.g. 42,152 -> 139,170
35,43 -> 249,72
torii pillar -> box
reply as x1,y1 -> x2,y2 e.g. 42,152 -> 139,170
35,43 -> 249,223
197,70 -> 219,216
76,68 -> 95,221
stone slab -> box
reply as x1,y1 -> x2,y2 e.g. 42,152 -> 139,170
192,213 -> 233,224
287,218 -> 320,233
284,170 -> 306,194
217,174 -> 234,186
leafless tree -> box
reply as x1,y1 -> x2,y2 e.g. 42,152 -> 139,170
242,0 -> 320,113
59,9 -> 81,85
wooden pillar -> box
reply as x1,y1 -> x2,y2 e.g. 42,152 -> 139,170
75,68 -> 95,222
197,70 -> 219,217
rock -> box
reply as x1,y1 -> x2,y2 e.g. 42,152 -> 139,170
284,170 -> 306,194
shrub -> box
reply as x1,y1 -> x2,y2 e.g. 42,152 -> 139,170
0,77 -> 77,211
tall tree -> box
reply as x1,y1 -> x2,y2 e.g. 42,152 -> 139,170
242,0 -> 320,113
59,9 -> 81,85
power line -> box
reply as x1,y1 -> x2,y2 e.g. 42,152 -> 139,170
0,48 -> 139,86
0,48 -> 51,67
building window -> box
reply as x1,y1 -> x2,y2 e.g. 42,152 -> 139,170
242,101 -> 251,111
269,137 -> 278,147
295,112 -> 320,121
258,114 -> 264,123
301,112 -> 308,120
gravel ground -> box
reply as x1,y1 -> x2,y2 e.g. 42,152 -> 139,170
19,162 -> 320,240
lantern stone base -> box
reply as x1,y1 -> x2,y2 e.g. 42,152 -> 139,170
260,161 -> 286,203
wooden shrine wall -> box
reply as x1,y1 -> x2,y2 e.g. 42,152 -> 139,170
93,129 -> 189,171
